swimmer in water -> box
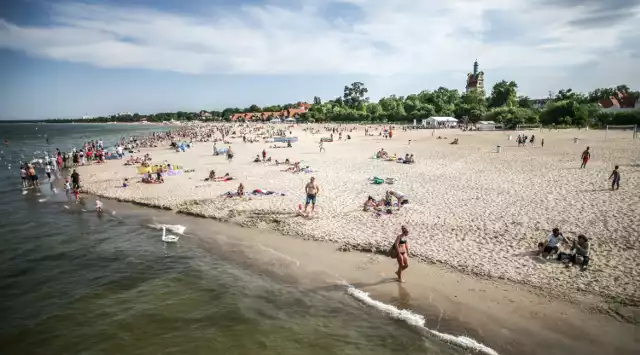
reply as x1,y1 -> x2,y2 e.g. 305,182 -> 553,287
4,139 -> 8,146
95,200 -> 103,212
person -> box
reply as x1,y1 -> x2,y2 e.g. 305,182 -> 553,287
64,179 -> 72,200
538,228 -> 564,256
73,188 -> 80,203
262,149 -> 267,161
20,166 -> 28,188
541,138 -> 545,148
45,163 -> 52,181
387,190 -> 408,209
71,169 -> 80,189
394,226 -> 410,282
253,155 -> 261,163
237,183 -> 244,197
227,146 -> 234,162
95,199 -> 103,212
570,234 -> 590,271
304,177 -> 319,214
28,165 -> 39,187
363,195 -> 378,211
609,165 -> 620,190
580,147 -> 591,169
319,140 -> 325,152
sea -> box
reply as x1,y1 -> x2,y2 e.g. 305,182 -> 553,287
0,123 -> 493,355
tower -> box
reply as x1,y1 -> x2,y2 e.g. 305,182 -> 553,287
466,59 -> 484,93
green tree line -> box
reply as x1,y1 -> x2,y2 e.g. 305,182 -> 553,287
44,82 -> 640,128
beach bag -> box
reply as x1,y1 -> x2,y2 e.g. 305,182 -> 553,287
388,244 -> 398,258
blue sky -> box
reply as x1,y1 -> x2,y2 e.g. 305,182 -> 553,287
1,0 -> 639,119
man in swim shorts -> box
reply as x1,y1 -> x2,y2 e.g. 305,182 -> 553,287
304,177 -> 319,214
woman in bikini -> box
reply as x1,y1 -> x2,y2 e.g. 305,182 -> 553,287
394,225 -> 410,282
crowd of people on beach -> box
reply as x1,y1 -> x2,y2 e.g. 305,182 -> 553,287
15,122 -> 630,286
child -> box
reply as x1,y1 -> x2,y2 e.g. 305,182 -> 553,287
609,165 -> 620,190
95,199 -> 103,212
73,188 -> 80,203
64,179 -> 72,200
123,178 -> 129,187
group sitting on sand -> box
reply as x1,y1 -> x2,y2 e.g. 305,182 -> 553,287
537,228 -> 590,271
449,138 -> 459,145
363,190 -> 409,214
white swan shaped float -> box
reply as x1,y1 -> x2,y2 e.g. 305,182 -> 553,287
162,226 -> 180,243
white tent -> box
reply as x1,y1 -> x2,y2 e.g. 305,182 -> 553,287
427,116 -> 458,127
284,117 -> 296,122
270,118 -> 282,123
477,120 -> 496,131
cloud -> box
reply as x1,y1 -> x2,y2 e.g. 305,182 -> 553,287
0,0 -> 639,79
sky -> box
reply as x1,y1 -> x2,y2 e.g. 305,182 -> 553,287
0,0 -> 639,119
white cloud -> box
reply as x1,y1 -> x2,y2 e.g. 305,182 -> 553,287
0,0 -> 639,90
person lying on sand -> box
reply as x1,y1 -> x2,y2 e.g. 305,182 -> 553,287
376,148 -> 388,159
283,162 -> 301,172
450,138 -> 459,145
537,228 -> 564,257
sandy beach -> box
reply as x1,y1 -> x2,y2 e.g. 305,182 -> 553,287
76,124 -> 640,306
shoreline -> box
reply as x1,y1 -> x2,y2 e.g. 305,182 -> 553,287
65,193 -> 640,355
75,125 -> 640,309
84,188 -> 639,324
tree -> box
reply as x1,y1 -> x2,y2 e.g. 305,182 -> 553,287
456,90 -> 487,123
488,80 -> 518,108
343,82 -> 369,109
313,96 -> 322,105
517,96 -> 533,109
248,104 -> 261,112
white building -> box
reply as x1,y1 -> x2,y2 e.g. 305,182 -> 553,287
426,116 -> 458,128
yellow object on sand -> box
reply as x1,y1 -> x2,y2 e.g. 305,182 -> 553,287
136,164 -> 183,175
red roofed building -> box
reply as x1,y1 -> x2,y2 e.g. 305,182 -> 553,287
599,90 -> 637,109
229,103 -> 310,121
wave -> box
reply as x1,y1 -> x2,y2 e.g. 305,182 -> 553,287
346,286 -> 500,355
147,223 -> 187,235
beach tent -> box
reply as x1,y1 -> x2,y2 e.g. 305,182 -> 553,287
477,120 -> 497,131
426,117 -> 458,127
270,118 -> 282,123
284,117 -> 296,123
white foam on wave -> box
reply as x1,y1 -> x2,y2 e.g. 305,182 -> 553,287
346,286 -> 500,355
148,223 -> 187,235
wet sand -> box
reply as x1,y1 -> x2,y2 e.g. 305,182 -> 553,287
100,200 -> 639,355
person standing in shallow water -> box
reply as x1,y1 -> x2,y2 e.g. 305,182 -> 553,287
580,147 -> 591,168
394,226 -> 410,282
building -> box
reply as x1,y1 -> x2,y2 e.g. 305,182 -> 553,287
198,110 -> 213,119
229,103 -> 310,121
599,90 -> 638,110
465,60 -> 484,93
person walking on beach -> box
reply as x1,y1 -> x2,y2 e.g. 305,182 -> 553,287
580,147 -> 591,169
394,226 -> 410,282
227,146 -> 234,162
304,177 -> 319,214
44,163 -> 52,181
541,138 -> 544,148
609,165 -> 621,190
319,140 -> 325,152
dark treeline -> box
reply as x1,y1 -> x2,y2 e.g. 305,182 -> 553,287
41,81 -> 640,128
